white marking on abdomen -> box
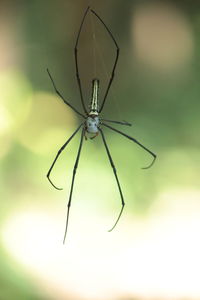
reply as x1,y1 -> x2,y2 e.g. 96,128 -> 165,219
89,79 -> 99,115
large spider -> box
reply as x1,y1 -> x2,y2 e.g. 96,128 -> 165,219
47,7 -> 156,243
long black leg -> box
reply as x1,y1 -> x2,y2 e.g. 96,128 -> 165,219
99,128 -> 125,232
63,127 -> 84,243
101,119 -> 132,126
91,9 -> 119,113
47,69 -> 85,118
47,123 -> 83,190
102,123 -> 156,169
74,6 -> 90,115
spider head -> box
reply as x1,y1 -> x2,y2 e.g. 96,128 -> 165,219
86,116 -> 99,133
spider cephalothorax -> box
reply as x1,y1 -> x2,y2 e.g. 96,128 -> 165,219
86,116 -> 99,133
47,6 -> 156,243
85,115 -> 100,140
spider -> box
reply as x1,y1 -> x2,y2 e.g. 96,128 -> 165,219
47,6 -> 156,243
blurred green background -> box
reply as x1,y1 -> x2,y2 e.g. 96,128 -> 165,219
1,0 -> 200,299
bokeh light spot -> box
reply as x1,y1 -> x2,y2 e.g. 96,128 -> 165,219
132,2 -> 194,72
17,92 -> 77,155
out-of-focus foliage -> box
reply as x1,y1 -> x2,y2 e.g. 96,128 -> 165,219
0,1 -> 200,299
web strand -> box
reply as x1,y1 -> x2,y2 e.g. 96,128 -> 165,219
89,13 -> 122,120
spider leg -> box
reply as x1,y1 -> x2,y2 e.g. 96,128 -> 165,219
91,9 -> 119,113
90,132 -> 99,139
47,123 -> 83,190
99,128 -> 125,232
74,6 -> 90,115
102,123 -> 156,169
101,119 -> 132,126
47,69 -> 85,118
63,127 -> 84,243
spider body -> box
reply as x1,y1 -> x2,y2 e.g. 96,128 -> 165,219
86,116 -> 99,133
47,6 -> 156,243
85,78 -> 100,138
